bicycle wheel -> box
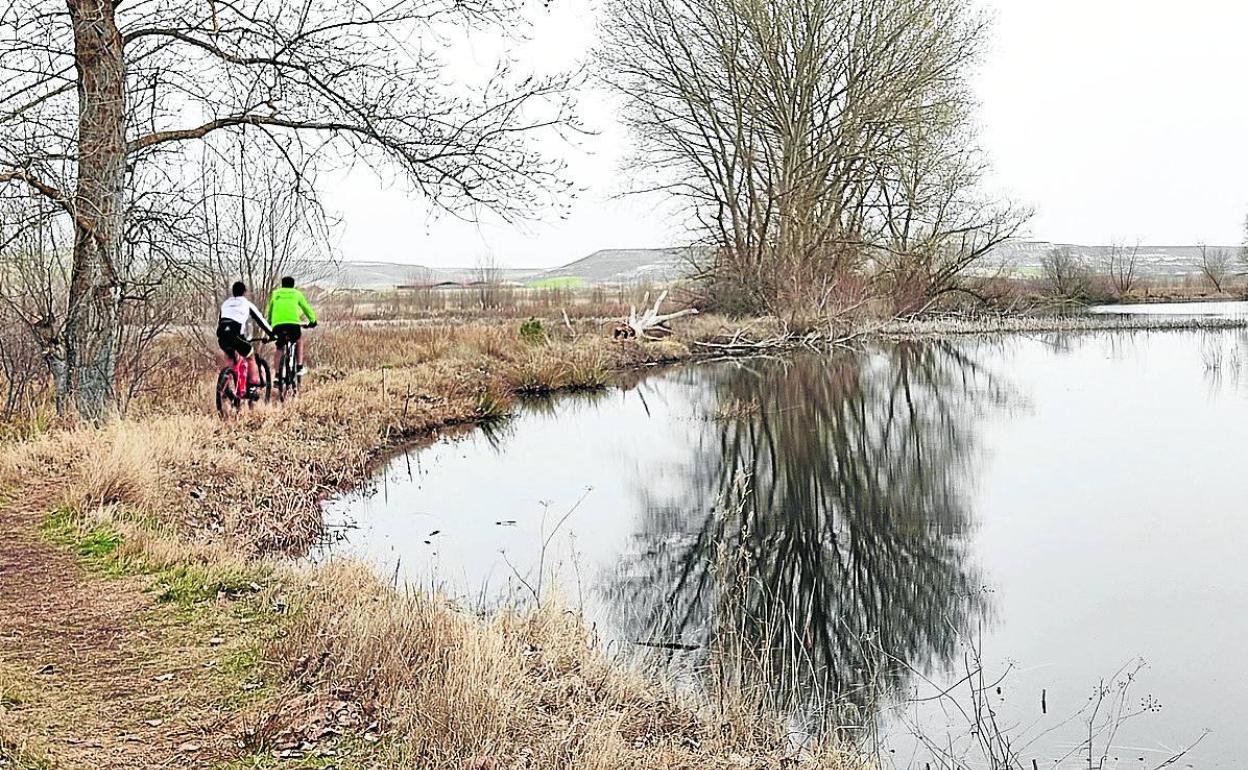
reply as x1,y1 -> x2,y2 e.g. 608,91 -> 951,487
276,349 -> 289,401
289,353 -> 301,397
215,367 -> 240,418
278,344 -> 298,401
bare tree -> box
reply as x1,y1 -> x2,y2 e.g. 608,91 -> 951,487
600,0 -> 1021,321
1196,243 -> 1232,292
0,195 -> 190,418
869,115 -> 1030,312
1040,248 -> 1091,299
1104,241 -> 1141,297
196,139 -> 337,305
0,203 -> 67,422
473,253 -> 506,310
0,0 -> 577,418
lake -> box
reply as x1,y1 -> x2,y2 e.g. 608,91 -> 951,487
322,326 -> 1248,767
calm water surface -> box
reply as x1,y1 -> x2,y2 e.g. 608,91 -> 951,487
322,329 -> 1248,767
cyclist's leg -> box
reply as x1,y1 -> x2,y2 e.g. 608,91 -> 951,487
291,324 -> 305,370
217,320 -> 251,379
216,323 -> 235,368
218,333 -> 240,392
231,335 -> 258,386
226,351 -> 245,395
273,325 -> 292,375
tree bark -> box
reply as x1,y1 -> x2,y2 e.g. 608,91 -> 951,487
64,0 -> 126,420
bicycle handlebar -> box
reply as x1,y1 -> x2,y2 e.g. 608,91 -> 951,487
251,324 -> 316,343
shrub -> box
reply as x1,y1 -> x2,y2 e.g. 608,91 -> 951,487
519,317 -> 546,345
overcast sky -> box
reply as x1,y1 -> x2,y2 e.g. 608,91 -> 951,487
321,0 -> 1248,269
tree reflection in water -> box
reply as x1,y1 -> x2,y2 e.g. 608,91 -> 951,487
602,342 -> 1015,737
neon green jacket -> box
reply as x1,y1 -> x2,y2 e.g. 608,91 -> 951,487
266,287 -> 317,326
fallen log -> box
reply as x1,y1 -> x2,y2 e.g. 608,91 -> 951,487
623,290 -> 698,340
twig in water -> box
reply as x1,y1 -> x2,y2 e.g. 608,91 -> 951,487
632,640 -> 700,652
497,489 -> 594,606
536,488 -> 592,604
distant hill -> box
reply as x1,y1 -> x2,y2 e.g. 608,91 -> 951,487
318,261 -> 542,290
528,248 -> 694,284
312,248 -> 697,290
310,241 -> 1242,290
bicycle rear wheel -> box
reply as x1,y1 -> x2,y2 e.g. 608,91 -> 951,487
290,342 -> 303,395
276,352 -> 288,401
215,367 -> 240,418
277,344 -> 299,401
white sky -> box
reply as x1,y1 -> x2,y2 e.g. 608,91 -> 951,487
321,0 -> 1248,268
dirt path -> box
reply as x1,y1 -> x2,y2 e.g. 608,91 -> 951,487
0,503 -> 240,769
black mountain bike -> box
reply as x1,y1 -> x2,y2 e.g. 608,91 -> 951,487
215,338 -> 272,418
274,323 -> 313,401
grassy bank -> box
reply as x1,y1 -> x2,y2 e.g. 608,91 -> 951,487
9,505 -> 854,769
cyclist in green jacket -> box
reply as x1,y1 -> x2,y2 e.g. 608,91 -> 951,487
266,276 -> 318,376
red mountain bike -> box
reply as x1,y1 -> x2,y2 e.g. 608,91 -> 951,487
215,339 -> 272,418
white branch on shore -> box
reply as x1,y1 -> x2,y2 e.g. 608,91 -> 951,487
626,290 -> 698,339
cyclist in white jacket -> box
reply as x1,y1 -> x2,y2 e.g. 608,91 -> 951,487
216,281 -> 274,399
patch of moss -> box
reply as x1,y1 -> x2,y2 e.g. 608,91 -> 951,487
217,642 -> 273,710
40,506 -> 126,574
153,564 -> 262,608
220,644 -> 263,677
41,507 -> 272,614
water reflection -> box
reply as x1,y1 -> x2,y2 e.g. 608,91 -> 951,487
325,331 -> 1246,765
604,343 -> 1015,733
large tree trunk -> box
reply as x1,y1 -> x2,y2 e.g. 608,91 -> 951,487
64,0 -> 126,420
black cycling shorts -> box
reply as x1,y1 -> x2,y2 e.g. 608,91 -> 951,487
216,319 -> 252,359
273,323 -> 302,346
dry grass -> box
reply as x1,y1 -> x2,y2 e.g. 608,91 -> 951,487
263,562 -> 860,769
319,283 -> 667,324
0,662 -> 47,767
